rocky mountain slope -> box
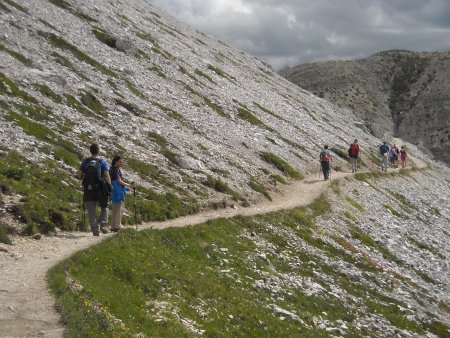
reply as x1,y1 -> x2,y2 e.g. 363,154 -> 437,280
0,0 -> 450,336
280,50 -> 450,165
0,0 -> 387,233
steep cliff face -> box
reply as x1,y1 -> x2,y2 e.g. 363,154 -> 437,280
280,50 -> 450,165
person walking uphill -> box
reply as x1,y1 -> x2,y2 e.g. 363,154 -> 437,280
348,139 -> 361,173
110,155 -> 135,232
75,143 -> 112,236
400,145 -> 408,168
379,141 -> 390,172
319,145 -> 332,180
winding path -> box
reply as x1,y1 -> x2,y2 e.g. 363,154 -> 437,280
0,154 -> 427,337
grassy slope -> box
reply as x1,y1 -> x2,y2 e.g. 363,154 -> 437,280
48,185 -> 449,337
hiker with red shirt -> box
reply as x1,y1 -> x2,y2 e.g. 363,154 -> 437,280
348,139 -> 361,173
400,145 -> 408,168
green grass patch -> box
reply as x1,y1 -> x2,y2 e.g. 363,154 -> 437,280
253,102 -> 287,122
260,152 -> 302,179
389,192 -> 414,209
0,222 -> 14,245
407,237 -> 446,259
92,27 -> 116,48
183,84 -> 227,117
80,91 -> 107,116
345,196 -> 365,212
0,151 -> 82,234
237,107 -> 265,127
124,78 -> 146,99
51,52 -> 89,81
194,68 -> 217,84
48,192 -> 450,337
149,65 -> 166,78
350,227 -> 377,247
148,132 -> 167,148
34,83 -> 63,103
331,147 -> 349,160
207,64 -> 236,82
4,0 -> 28,13
0,2 -> 12,12
0,72 -> 37,103
248,179 -> 271,201
6,111 -> 81,167
0,43 -> 33,67
204,175 -> 241,201
38,31 -> 116,77
64,94 -> 95,117
126,186 -> 199,223
384,204 -> 401,217
344,210 -> 356,221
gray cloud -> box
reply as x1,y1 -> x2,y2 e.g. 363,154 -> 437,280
149,0 -> 450,69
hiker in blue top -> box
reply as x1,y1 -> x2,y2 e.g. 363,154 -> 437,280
109,155 -> 135,232
379,141 -> 390,172
319,145 -> 332,180
75,143 -> 111,236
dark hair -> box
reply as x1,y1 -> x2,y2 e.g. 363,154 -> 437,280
111,155 -> 122,167
324,144 -> 329,149
90,143 -> 100,155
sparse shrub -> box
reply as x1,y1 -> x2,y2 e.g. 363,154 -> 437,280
260,152 -> 303,179
80,91 -> 107,116
0,152 -> 81,234
34,83 -> 62,103
237,107 -> 264,126
92,27 -> 117,48
0,43 -> 33,67
148,132 -> 167,148
203,175 -> 241,200
195,68 -> 217,84
38,31 -> 116,77
0,72 -> 37,103
51,52 -> 89,81
248,179 -> 271,201
345,196 -> 365,212
344,210 -> 357,221
0,222 -> 14,245
149,66 -> 166,78
384,204 -> 401,217
162,148 -> 178,165
331,147 -> 349,160
64,94 -> 93,117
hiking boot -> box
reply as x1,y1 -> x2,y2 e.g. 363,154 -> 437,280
92,228 -> 100,236
100,225 -> 109,234
111,228 -> 121,233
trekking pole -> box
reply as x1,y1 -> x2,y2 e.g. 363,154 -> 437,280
329,161 -> 332,180
82,193 -> 86,231
133,186 -> 137,230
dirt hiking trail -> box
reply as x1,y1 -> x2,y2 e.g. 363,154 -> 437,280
0,154 -> 427,338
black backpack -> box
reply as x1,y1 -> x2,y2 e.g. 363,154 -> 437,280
83,158 -> 103,191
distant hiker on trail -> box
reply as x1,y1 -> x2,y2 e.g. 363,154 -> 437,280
75,144 -> 111,236
379,141 -> 390,172
400,145 -> 408,168
348,139 -> 360,173
319,144 -> 332,180
110,155 -> 135,232
390,144 -> 399,168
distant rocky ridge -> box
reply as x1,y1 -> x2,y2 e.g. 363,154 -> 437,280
280,50 -> 450,166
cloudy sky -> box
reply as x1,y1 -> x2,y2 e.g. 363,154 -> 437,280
149,0 -> 450,70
